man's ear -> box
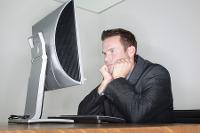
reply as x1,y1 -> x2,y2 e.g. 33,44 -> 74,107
127,46 -> 136,58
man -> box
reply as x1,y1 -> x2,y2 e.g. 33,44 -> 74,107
78,28 -> 173,123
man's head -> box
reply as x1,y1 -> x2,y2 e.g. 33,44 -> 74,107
101,28 -> 137,74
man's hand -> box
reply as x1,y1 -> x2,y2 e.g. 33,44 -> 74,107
99,65 -> 113,82
98,65 -> 113,94
112,58 -> 133,79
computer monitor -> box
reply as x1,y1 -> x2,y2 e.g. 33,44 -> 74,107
8,0 -> 85,123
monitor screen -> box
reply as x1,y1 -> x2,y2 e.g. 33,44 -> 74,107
32,0 -> 84,90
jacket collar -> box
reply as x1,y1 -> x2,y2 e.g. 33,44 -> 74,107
128,55 -> 150,85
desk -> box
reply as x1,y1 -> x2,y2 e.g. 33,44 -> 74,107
0,123 -> 200,133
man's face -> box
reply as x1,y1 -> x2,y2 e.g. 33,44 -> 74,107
102,36 -> 132,74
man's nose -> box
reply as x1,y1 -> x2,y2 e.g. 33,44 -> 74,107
104,54 -> 112,64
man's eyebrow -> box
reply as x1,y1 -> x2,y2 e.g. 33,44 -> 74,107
102,51 -> 105,54
102,48 -> 115,54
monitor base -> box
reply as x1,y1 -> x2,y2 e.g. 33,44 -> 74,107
8,118 -> 74,124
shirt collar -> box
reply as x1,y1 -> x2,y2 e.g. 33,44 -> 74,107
126,65 -> 134,80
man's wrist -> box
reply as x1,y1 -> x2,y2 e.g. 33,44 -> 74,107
97,79 -> 111,94
102,79 -> 111,85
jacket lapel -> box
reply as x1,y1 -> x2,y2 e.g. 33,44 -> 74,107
128,55 -> 149,85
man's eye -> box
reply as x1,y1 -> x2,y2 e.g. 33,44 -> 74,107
110,49 -> 114,53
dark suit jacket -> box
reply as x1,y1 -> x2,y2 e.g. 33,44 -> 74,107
78,55 -> 174,123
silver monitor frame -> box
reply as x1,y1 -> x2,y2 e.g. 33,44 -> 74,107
9,32 -> 73,123
8,0 -> 84,123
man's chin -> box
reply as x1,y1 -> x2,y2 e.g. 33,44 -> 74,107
108,69 -> 113,74
106,65 -> 113,74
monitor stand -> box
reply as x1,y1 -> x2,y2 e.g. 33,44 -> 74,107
8,32 -> 73,124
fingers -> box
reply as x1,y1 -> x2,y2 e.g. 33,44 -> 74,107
114,58 -> 131,67
116,58 -> 130,63
99,65 -> 108,73
112,58 -> 132,79
99,65 -> 113,81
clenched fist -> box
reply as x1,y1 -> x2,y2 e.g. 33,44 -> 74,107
112,58 -> 133,79
98,65 -> 113,94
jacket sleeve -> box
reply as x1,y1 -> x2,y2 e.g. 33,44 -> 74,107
103,65 -> 173,123
78,87 -> 106,115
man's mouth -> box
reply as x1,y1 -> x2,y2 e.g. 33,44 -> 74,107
106,64 -> 113,73
107,64 -> 113,68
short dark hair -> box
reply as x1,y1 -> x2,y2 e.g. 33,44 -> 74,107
101,28 -> 137,51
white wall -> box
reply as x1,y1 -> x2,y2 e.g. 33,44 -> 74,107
0,0 -> 200,123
